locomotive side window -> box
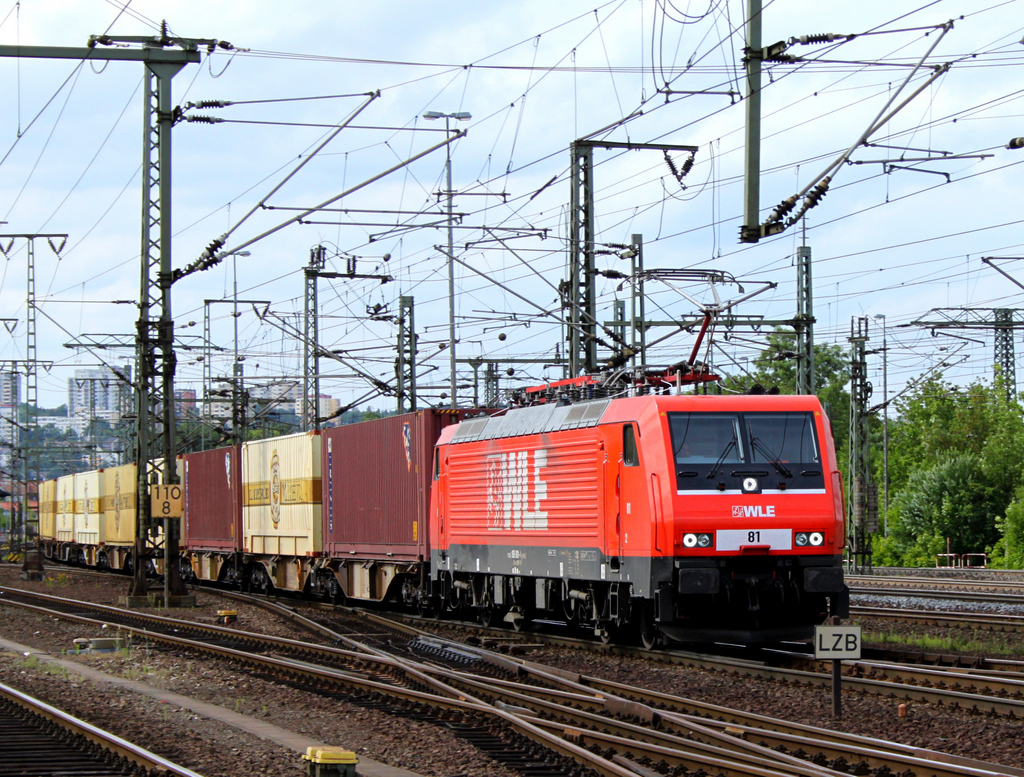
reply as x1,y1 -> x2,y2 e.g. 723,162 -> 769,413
623,425 -> 639,467
433,448 -> 440,480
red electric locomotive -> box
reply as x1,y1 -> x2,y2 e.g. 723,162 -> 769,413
428,392 -> 848,645
52,379 -> 846,647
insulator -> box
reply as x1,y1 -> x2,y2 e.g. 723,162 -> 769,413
795,33 -> 836,45
679,151 -> 695,178
196,99 -> 231,109
767,195 -> 798,224
804,176 -> 832,207
186,115 -> 222,124
663,151 -> 680,180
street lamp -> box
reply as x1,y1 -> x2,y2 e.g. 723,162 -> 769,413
873,313 -> 888,534
423,110 -> 471,409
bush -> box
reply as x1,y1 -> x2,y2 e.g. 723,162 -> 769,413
999,488 -> 1024,569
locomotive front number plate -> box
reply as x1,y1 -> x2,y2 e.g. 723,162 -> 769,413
716,529 -> 792,551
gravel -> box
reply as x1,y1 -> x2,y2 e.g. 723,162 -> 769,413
852,592 -> 1024,615
0,566 -> 515,777
2,563 -> 1023,775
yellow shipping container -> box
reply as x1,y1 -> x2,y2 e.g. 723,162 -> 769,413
56,474 -> 75,542
74,470 -> 102,546
38,479 -> 57,540
101,464 -> 137,546
242,431 -> 322,558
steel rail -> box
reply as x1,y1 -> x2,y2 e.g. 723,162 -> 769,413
851,605 -> 1024,633
0,591 -> 639,777
0,681 -> 205,777
848,574 -> 1024,592
467,649 -> 1024,777
251,591 -> 1024,717
415,670 -> 834,777
850,585 -> 1024,604
414,644 -> 1021,777
6,583 -> 1022,777
245,593 -> 1024,715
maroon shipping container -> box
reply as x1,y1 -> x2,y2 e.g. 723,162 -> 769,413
181,445 -> 243,552
321,410 -> 464,561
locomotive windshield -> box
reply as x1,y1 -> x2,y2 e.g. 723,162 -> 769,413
668,411 -> 824,492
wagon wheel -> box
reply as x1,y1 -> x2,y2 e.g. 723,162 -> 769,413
478,591 -> 496,628
417,595 -> 437,619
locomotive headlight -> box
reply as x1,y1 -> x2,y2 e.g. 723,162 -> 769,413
795,531 -> 824,547
683,533 -> 712,548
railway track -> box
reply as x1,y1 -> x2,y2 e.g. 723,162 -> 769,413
218,595 -> 1024,777
848,573 -> 1024,600
6,584 -> 1020,777
0,680 -> 203,776
850,603 -> 1024,632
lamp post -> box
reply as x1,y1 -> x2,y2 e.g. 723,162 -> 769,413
873,313 -> 888,534
423,110 -> 471,409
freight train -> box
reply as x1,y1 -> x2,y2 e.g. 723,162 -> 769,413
37,392 -> 848,645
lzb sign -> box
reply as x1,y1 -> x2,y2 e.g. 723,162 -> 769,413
814,625 -> 862,659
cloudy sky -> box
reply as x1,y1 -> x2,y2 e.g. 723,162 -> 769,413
0,0 -> 1021,416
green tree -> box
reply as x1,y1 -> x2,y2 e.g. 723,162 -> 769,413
997,488 -> 1024,568
882,375 -> 1024,566
888,454 -> 1002,559
724,329 -> 852,459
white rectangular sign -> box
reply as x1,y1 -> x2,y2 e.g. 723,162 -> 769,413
814,625 -> 862,659
716,528 -> 792,551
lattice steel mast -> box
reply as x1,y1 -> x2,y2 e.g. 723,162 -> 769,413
0,29 -> 228,604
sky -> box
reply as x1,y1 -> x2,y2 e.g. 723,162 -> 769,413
0,0 -> 1022,420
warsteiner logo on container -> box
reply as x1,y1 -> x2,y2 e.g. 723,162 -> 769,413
270,451 -> 282,528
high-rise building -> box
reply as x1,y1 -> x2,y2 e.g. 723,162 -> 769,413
0,373 -> 18,472
249,381 -> 302,416
0,371 -> 18,408
68,367 -> 129,421
174,388 -> 197,417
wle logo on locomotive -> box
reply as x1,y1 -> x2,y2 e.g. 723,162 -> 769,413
486,449 -> 549,531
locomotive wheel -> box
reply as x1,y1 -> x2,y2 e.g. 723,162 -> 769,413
638,603 -> 660,650
509,606 -> 529,632
478,592 -> 495,628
